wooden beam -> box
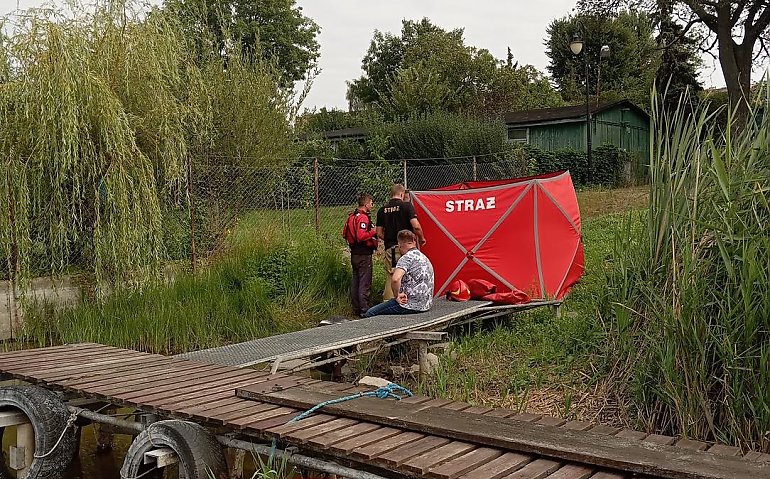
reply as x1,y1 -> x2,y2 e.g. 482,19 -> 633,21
144,448 -> 179,468
0,410 -> 29,427
235,386 -> 770,479
403,331 -> 447,341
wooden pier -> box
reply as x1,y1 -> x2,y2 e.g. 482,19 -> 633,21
0,343 -> 768,478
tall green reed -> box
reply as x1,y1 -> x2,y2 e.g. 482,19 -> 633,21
21,233 -> 350,354
606,86 -> 770,450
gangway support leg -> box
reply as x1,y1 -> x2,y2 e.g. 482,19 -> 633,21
226,447 -> 246,479
96,406 -> 116,453
417,340 -> 429,379
16,422 -> 34,478
404,331 -> 447,379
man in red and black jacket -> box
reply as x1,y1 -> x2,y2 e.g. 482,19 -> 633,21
344,193 -> 378,317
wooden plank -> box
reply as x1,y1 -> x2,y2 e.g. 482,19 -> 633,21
423,398 -> 455,407
644,434 -> 677,446
426,447 -> 503,479
1,345 -> 128,368
563,421 -> 592,432
214,404 -> 283,424
243,411 -> 301,431
464,406 -> 494,415
233,407 -> 299,429
52,355 -> 171,383
144,448 -> 179,468
589,473 -> 625,479
706,444 -> 741,457
164,373 -> 275,411
0,343 -> 99,361
0,348 -> 122,374
613,429 -> 646,441
745,452 -> 770,463
443,401 -> 473,411
674,439 -> 708,451
485,408 -> 520,419
500,459 -> 561,479
401,441 -> 476,475
96,365 -> 243,398
236,386 -> 770,479
536,416 -> 567,427
116,369 -> 257,403
158,375 -> 290,410
86,363 -> 228,396
267,414 -> 335,438
400,395 -> 433,405
404,331 -> 447,341
327,426 -> 403,454
511,413 -> 542,422
457,452 -> 532,479
306,422 -> 380,449
0,343 -> 108,365
62,359 -> 193,388
543,464 -> 595,479
350,431 -> 425,461
29,353 -> 153,380
374,435 -> 452,467
586,425 -> 621,436
283,417 -> 358,443
0,410 -> 29,427
207,402 -> 278,422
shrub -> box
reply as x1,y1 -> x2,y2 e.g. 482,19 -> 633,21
524,144 -> 625,187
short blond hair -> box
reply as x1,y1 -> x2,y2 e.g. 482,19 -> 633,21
390,183 -> 406,197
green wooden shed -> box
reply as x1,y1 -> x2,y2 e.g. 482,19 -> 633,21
503,100 -> 650,164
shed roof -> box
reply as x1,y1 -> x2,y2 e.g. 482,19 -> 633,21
298,126 -> 366,141
504,100 -> 648,126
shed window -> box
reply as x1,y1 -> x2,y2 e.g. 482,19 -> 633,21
507,128 -> 529,143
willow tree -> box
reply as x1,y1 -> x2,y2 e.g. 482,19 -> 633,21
0,1 -> 295,294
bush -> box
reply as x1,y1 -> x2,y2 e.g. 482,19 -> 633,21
524,144 -> 625,187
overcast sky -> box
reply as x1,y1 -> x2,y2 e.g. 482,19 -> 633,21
1,0 -> 744,111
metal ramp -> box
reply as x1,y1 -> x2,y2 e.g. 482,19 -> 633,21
175,299 -> 493,370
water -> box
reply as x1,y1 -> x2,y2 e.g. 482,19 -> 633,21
62,425 -> 133,479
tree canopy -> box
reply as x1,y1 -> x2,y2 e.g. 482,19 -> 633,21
545,11 -> 662,108
347,18 -> 562,118
578,0 -> 770,123
165,0 -> 320,86
1,1 -> 295,289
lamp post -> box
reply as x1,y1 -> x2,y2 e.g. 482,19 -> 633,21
569,27 -> 592,183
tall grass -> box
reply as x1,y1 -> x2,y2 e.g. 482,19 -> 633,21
20,233 -> 350,354
606,89 -> 770,450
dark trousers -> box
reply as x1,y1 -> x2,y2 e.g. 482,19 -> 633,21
351,254 -> 373,316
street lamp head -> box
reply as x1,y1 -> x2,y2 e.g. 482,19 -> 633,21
600,45 -> 611,59
569,33 -> 583,55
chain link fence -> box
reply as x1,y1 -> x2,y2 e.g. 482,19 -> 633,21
2,154 -> 528,279
185,154 -> 528,263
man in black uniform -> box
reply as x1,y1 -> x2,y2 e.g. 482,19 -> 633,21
376,183 -> 426,300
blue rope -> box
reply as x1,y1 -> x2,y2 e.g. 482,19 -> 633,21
269,382 -> 413,454
290,382 -> 414,423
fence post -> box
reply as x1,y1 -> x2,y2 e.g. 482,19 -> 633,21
473,156 -> 477,181
402,160 -> 408,189
5,159 -> 20,339
314,158 -> 320,235
187,158 -> 197,274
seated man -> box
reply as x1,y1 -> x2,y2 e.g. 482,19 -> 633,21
365,229 -> 434,317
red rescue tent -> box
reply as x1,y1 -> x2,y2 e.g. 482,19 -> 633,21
411,171 -> 584,300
